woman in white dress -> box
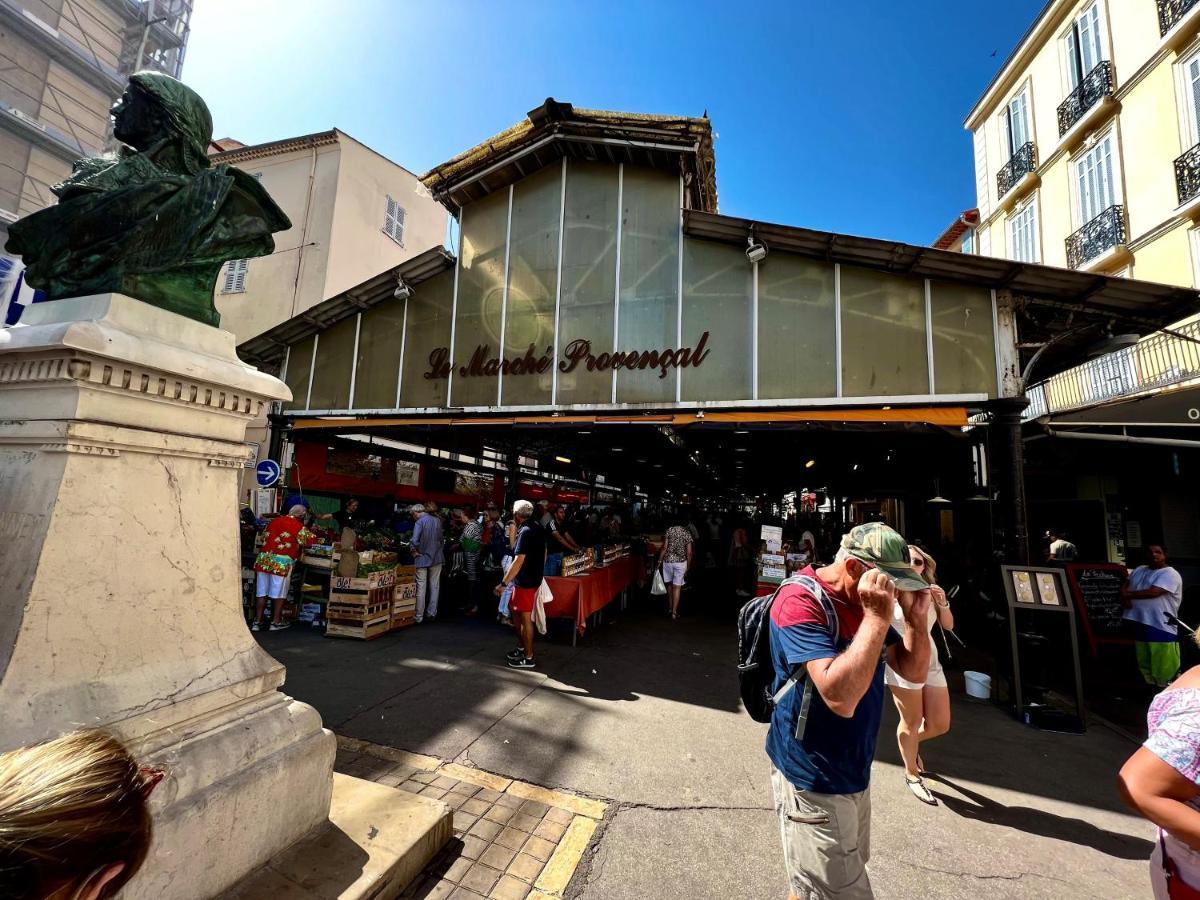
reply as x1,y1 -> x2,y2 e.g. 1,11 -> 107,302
884,544 -> 953,804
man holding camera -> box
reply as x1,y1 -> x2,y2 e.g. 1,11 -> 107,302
767,523 -> 932,900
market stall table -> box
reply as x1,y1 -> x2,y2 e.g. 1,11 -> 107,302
543,555 -> 639,642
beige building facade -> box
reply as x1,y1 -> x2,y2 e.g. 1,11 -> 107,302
965,0 -> 1200,289
208,130 -> 448,343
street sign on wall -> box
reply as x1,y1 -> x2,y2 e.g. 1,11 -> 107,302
255,459 -> 281,488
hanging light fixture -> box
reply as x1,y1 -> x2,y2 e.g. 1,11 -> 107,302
927,478 -> 952,506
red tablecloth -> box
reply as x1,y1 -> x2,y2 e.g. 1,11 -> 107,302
544,555 -> 639,633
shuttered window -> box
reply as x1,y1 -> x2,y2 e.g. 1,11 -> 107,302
1009,200 -> 1038,263
221,258 -> 249,294
1005,89 -> 1030,157
383,195 -> 406,245
1065,2 -> 1104,88
1076,133 -> 1116,225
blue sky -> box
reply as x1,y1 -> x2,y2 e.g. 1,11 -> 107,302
184,0 -> 1047,245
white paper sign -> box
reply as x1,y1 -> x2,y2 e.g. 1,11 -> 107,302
761,525 -> 783,553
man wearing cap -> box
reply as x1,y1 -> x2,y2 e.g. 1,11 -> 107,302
767,522 -> 931,900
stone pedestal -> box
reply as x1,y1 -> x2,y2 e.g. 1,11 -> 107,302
0,295 -> 335,899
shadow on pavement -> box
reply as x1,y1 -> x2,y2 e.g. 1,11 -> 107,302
929,774 -> 1153,860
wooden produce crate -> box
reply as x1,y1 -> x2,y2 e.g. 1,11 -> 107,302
325,613 -> 391,641
330,568 -> 398,606
327,598 -> 391,623
390,611 -> 416,631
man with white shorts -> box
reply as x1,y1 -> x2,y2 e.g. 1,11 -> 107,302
252,504 -> 313,632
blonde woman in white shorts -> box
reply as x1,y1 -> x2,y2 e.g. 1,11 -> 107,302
884,544 -> 953,805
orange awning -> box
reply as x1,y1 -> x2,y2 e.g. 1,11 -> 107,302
289,406 -> 968,430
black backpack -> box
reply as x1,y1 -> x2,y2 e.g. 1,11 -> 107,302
737,575 -> 838,734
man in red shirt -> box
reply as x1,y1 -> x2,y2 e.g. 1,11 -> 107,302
252,504 -> 314,632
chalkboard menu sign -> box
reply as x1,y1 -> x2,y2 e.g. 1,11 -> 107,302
1065,563 -> 1131,656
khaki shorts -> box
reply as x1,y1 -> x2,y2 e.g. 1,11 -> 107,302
771,766 -> 873,900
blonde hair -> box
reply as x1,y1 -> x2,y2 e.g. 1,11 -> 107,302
0,731 -> 154,900
911,546 -> 938,585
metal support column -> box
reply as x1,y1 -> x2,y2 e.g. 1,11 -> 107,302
989,396 -> 1031,564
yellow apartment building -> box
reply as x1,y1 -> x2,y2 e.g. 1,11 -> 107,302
965,0 -> 1200,289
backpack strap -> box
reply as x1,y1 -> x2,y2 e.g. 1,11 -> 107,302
769,574 -> 839,742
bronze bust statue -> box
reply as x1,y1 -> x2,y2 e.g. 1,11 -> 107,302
4,72 -> 290,327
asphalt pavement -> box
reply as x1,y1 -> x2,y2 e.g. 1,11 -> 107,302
259,589 -> 1157,899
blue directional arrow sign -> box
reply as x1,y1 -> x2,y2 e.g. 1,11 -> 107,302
255,459 -> 281,488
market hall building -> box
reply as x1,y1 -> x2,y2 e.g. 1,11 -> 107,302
238,99 -> 1197,568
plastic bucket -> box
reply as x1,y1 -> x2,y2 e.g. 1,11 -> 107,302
964,671 -> 992,700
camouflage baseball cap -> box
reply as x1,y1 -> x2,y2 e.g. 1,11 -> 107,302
841,523 -> 928,592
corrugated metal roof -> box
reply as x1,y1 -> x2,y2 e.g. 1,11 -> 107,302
235,246 -> 455,369
420,98 -> 717,215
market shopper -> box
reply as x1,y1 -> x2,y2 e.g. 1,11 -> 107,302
1046,529 -> 1078,562
766,523 -> 931,900
453,507 -> 485,616
495,499 -> 546,670
657,515 -> 694,620
411,502 -> 445,623
885,544 -> 953,805
251,503 -> 313,632
1122,544 -> 1185,688
1118,657 -> 1200,898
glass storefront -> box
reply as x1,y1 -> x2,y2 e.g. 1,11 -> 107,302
285,160 -> 1000,413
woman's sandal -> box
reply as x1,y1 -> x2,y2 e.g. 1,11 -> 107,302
917,754 -> 929,776
905,775 -> 938,805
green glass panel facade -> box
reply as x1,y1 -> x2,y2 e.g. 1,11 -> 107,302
307,315 -> 357,410
616,167 -> 679,404
557,161 -> 618,405
399,268 -> 455,408
354,297 -> 406,409
930,281 -> 996,396
451,187 -> 509,407
757,255 -> 837,399
681,237 -> 751,401
839,265 -> 929,397
502,164 -> 561,406
281,334 -> 314,410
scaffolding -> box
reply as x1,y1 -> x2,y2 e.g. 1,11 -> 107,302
116,0 -> 194,79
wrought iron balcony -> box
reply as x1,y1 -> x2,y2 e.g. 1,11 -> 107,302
1176,142 -> 1200,206
1065,205 -> 1126,269
1025,318 -> 1200,419
997,142 -> 1037,199
1057,61 -> 1115,137
1159,0 -> 1200,35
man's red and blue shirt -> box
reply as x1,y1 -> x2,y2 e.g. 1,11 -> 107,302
765,566 -> 899,795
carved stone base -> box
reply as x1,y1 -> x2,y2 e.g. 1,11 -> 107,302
0,295 -> 336,898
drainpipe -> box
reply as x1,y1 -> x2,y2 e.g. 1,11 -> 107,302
290,140 -> 319,318
1046,429 -> 1200,449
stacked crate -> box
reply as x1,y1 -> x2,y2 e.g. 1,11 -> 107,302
325,568 -> 397,640
391,565 -> 417,630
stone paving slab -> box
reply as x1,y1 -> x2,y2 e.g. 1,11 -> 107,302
337,739 -> 605,900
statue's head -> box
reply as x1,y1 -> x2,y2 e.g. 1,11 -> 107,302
111,72 -> 213,170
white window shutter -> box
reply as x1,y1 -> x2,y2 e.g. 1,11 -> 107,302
979,226 -> 992,258
973,127 -> 991,221
395,204 -> 406,243
222,259 -> 248,294
384,196 -> 397,237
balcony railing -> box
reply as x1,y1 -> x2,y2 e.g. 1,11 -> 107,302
1025,318 -> 1200,419
1159,0 -> 1200,35
997,142 -> 1037,199
1177,142 -> 1200,206
1065,204 -> 1126,269
1057,61 -> 1115,136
